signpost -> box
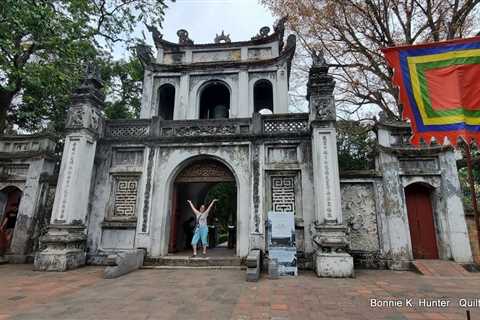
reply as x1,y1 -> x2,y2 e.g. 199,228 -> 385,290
267,211 -> 297,277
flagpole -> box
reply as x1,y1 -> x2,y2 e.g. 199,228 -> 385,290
464,143 -> 480,250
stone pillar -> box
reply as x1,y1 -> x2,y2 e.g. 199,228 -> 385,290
139,68 -> 154,118
276,64 -> 289,114
238,69 -> 249,117
179,72 -> 190,119
34,65 -> 105,271
307,53 -> 354,277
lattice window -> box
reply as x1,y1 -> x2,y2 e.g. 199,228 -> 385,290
108,125 -> 150,137
271,176 -> 296,212
263,119 -> 308,133
113,175 -> 139,217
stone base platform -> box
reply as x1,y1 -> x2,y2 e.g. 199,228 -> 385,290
144,255 -> 244,268
314,251 -> 354,278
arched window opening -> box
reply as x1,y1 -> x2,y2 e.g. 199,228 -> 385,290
158,84 -> 175,120
199,82 -> 230,119
254,80 -> 273,113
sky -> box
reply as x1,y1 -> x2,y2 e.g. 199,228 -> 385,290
113,0 -> 275,59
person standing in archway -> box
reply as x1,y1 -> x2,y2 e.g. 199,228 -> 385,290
187,199 -> 217,257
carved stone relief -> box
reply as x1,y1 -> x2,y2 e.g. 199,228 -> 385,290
176,161 -> 234,183
341,183 -> 379,252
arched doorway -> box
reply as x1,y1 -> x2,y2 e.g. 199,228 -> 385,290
0,186 -> 22,254
158,84 -> 175,120
169,158 -> 237,256
405,183 -> 439,259
199,81 -> 230,119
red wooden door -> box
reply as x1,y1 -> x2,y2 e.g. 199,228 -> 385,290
405,184 -> 439,259
168,185 -> 178,253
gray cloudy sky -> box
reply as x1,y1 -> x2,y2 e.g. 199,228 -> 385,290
162,0 -> 274,43
113,0 -> 275,58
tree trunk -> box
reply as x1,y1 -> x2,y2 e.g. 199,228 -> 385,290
0,90 -> 15,134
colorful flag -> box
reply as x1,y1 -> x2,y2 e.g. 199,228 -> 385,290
381,36 -> 480,146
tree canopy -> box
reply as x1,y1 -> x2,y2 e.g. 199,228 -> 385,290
0,0 -> 171,134
262,0 -> 480,119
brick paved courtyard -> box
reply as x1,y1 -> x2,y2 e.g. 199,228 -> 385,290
1,265 -> 479,320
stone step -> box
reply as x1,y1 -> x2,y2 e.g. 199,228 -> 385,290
412,260 -> 472,277
144,255 -> 245,268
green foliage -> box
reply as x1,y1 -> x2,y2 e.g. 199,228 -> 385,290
103,56 -> 144,120
458,146 -> 480,212
336,121 -> 376,171
205,182 -> 236,241
0,0 -> 171,133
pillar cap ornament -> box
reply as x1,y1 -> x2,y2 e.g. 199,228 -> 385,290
71,62 -> 105,109
307,49 -> 336,121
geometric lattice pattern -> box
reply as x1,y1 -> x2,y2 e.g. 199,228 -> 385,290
271,176 -> 295,212
264,119 -> 308,134
114,176 -> 138,216
108,125 -> 150,137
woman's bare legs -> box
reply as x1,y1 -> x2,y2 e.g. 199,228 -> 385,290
192,244 -> 197,256
202,245 -> 207,255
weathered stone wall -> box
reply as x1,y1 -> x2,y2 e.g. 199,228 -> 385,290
340,182 -> 382,268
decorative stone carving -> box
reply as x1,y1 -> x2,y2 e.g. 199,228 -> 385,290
135,44 -> 154,66
177,29 -> 194,45
176,161 -> 234,183
311,49 -> 326,66
67,108 -> 85,128
165,125 -> 236,137
307,49 -> 336,121
146,24 -> 163,46
263,119 -> 309,134
107,125 -> 150,138
251,26 -> 270,40
113,176 -> 139,217
34,225 -> 87,271
341,183 -> 379,252
214,30 -> 231,44
271,176 -> 296,212
311,222 -> 350,253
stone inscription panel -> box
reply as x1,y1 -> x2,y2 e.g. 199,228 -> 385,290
113,175 -> 139,217
271,176 -> 296,212
341,183 -> 379,252
267,146 -> 298,163
248,47 -> 272,60
192,49 -> 241,63
399,158 -> 438,172
112,148 -> 144,167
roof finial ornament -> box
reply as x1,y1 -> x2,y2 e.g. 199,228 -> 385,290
214,30 -> 231,44
251,26 -> 271,40
146,24 -> 163,46
177,29 -> 194,45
